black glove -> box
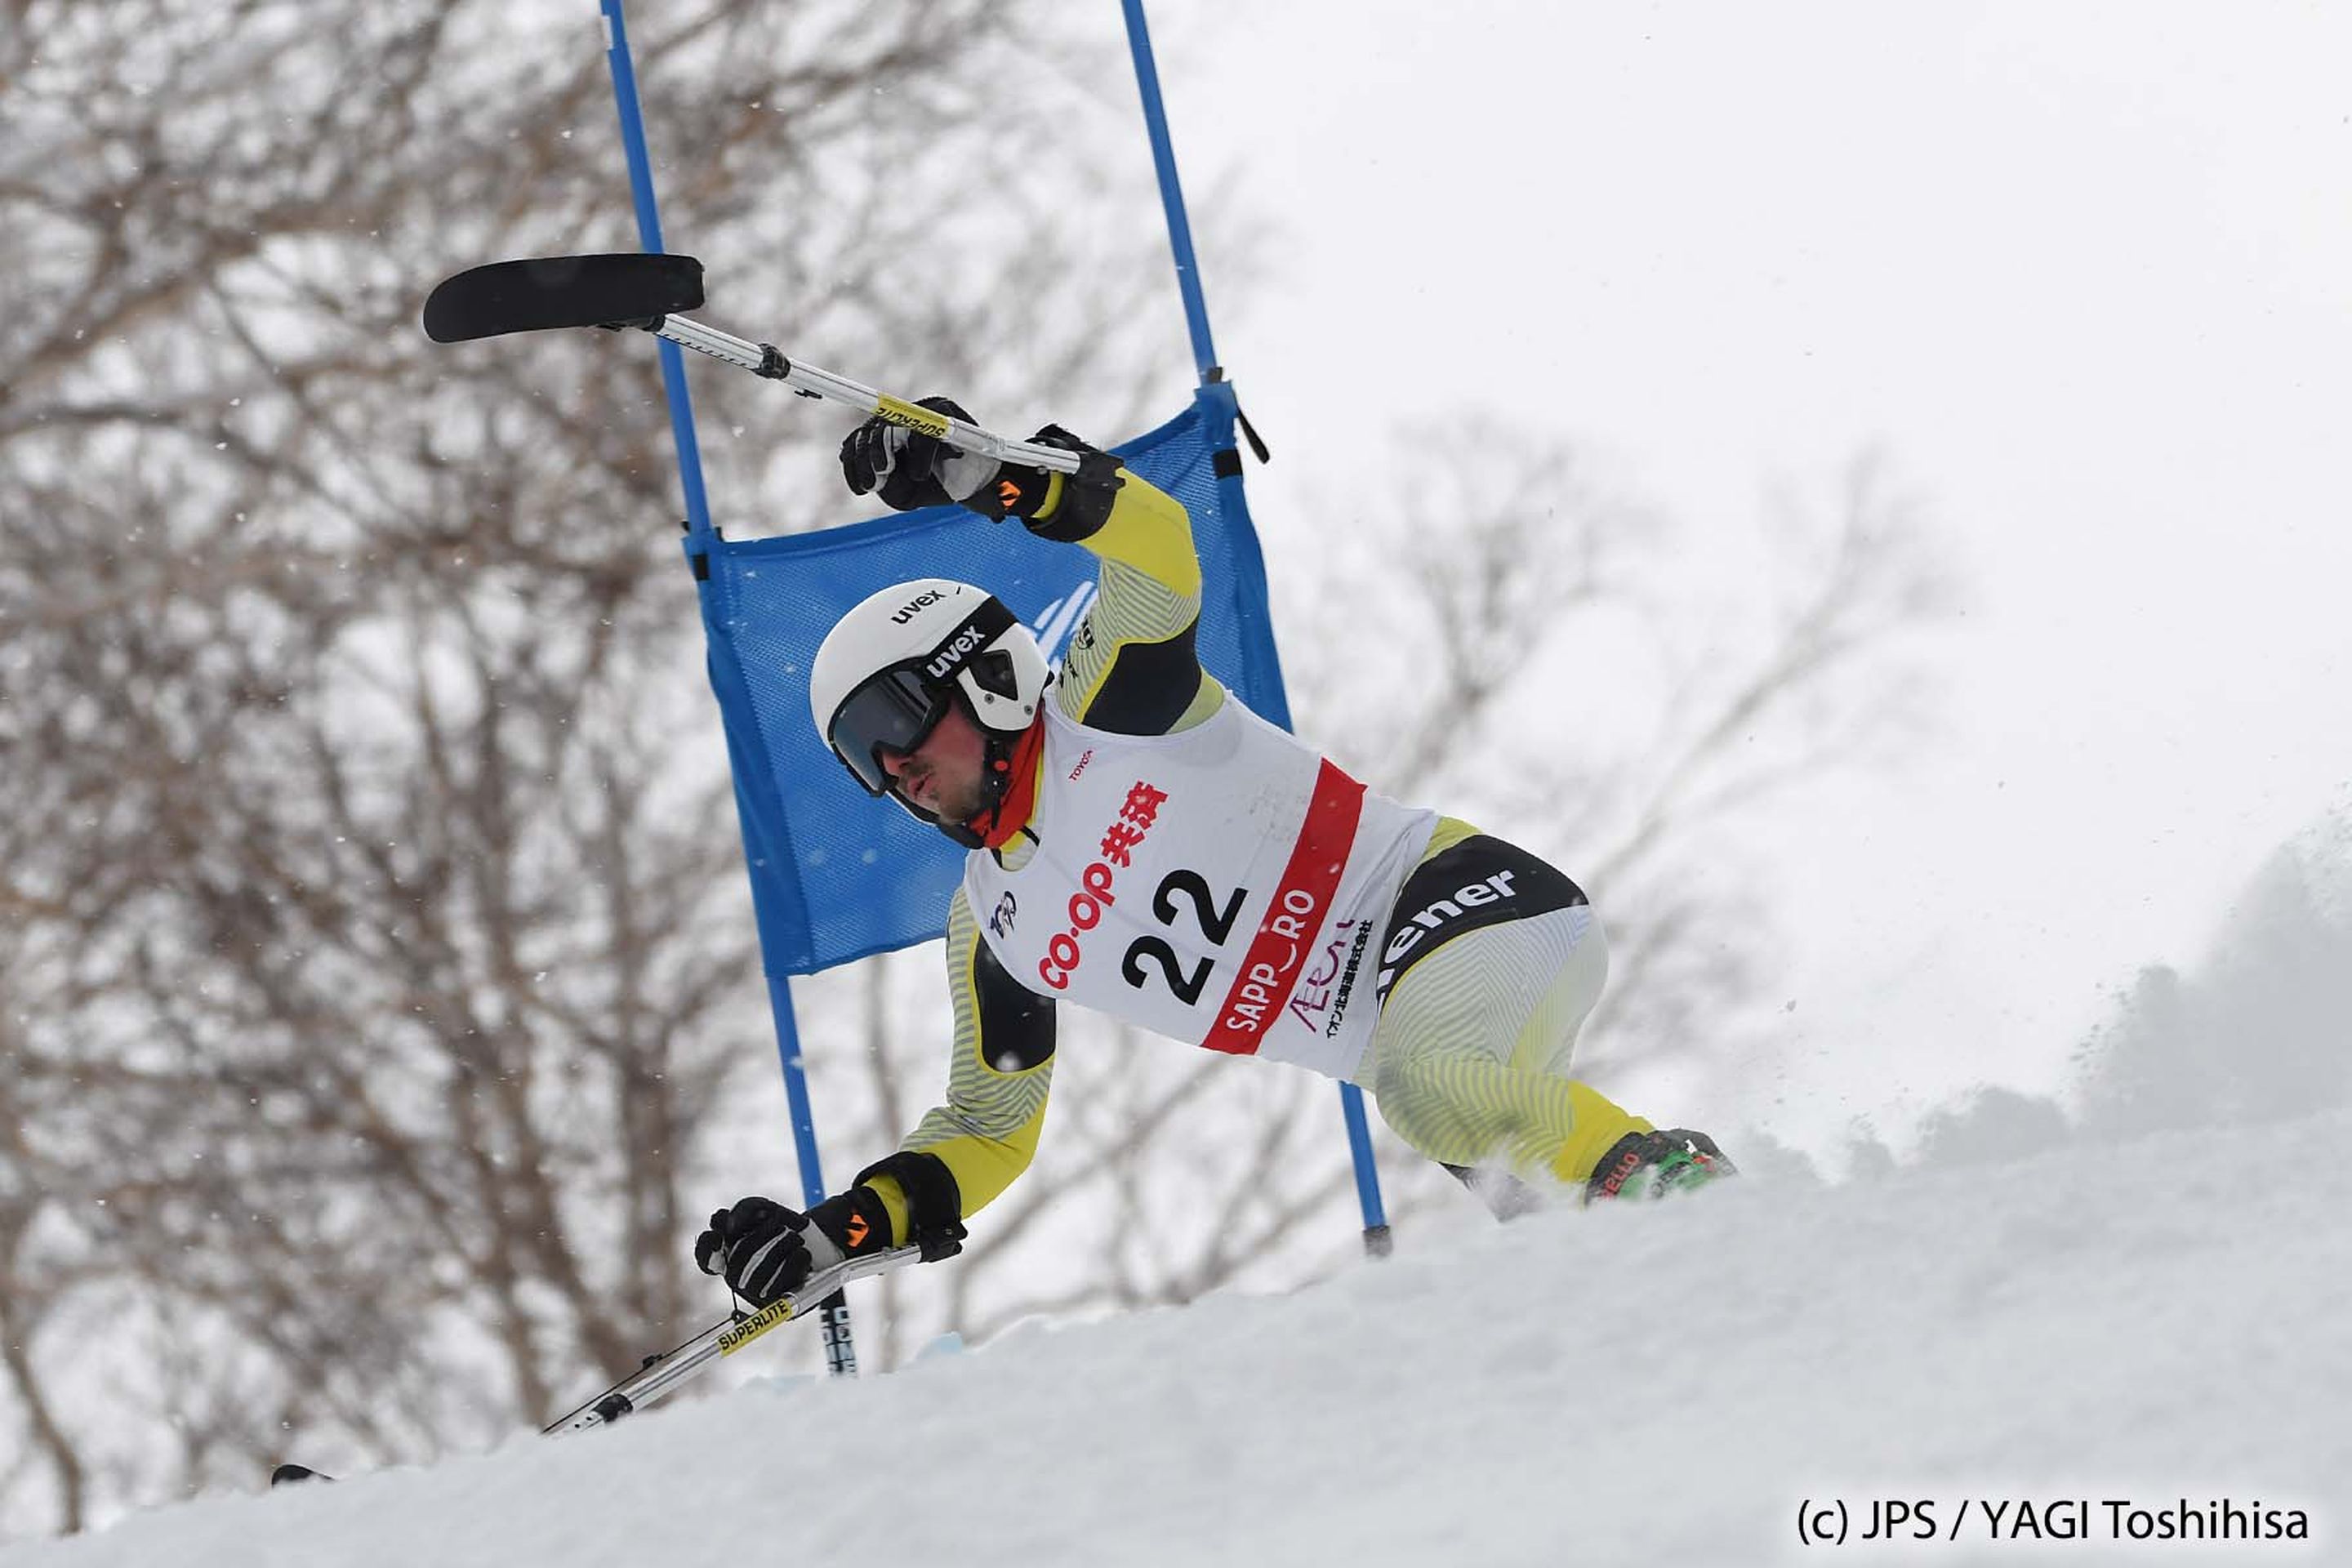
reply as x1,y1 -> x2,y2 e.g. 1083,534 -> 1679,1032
694,1188 -> 893,1307
839,399 -> 1129,535
838,396 -> 1038,516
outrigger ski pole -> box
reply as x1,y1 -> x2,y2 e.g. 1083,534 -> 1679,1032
272,1245 -> 924,1484
422,253 -> 1085,474
545,1245 -> 926,1436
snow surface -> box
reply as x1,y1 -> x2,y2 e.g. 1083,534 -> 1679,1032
20,817 -> 2352,1565
11,1103 -> 2345,1566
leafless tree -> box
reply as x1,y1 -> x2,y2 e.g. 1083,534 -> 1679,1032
1,0 -> 1951,1542
0,0 -> 1175,1538
1279,433 -> 1949,1081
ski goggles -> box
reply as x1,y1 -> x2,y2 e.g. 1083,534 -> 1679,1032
826,668 -> 954,796
824,597 -> 1019,795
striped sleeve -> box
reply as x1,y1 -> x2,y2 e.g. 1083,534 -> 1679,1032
872,887 -> 1058,1238
1048,470 -> 1225,737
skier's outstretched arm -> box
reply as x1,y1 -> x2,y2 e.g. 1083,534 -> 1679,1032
697,886 -> 1055,1303
865,887 -> 1056,1245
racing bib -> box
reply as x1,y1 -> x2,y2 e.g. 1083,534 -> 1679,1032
966,701 -> 1435,1080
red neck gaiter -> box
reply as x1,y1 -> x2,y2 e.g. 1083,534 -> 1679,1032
969,718 -> 1048,851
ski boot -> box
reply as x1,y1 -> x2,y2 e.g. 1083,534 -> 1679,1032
1584,1129 -> 1736,1203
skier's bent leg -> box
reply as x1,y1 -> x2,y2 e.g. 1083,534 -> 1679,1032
1359,866 -> 1646,1189
1358,822 -> 1732,1208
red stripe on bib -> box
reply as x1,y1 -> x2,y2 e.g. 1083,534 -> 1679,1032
1200,760 -> 1365,1054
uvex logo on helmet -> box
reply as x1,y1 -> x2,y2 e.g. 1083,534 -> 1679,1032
890,589 -> 946,625
925,622 -> 988,680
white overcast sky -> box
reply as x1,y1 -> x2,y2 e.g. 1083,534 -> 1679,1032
1119,2 -> 2352,1148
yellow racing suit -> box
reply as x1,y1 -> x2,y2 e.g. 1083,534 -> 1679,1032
857,467 -> 1653,1246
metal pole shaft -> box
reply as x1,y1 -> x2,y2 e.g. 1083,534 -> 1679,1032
648,316 -> 1084,472
548,1247 -> 923,1435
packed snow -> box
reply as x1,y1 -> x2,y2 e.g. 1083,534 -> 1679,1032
18,815 -> 2352,1566
12,1109 -> 2345,1565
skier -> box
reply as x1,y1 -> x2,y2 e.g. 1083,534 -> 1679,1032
696,403 -> 1733,1306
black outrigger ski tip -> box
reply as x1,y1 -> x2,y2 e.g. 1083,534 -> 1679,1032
270,1462 -> 332,1486
421,253 -> 706,343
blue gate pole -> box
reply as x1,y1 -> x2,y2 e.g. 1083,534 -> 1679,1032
599,0 -> 864,1370
1119,0 -> 1218,381
597,2 -> 713,548
1119,0 -> 1392,1258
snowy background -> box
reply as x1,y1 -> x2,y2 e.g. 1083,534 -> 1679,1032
1161,0 -> 2352,1151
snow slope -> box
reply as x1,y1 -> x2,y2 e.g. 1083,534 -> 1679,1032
12,1104 -> 2345,1567
20,815 -> 2352,1566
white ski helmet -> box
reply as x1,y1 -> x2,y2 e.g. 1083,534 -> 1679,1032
808,579 -> 1049,836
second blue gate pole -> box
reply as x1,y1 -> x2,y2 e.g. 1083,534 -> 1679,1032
1119,0 -> 1392,1257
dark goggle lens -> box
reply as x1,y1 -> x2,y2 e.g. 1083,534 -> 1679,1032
828,670 -> 948,794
